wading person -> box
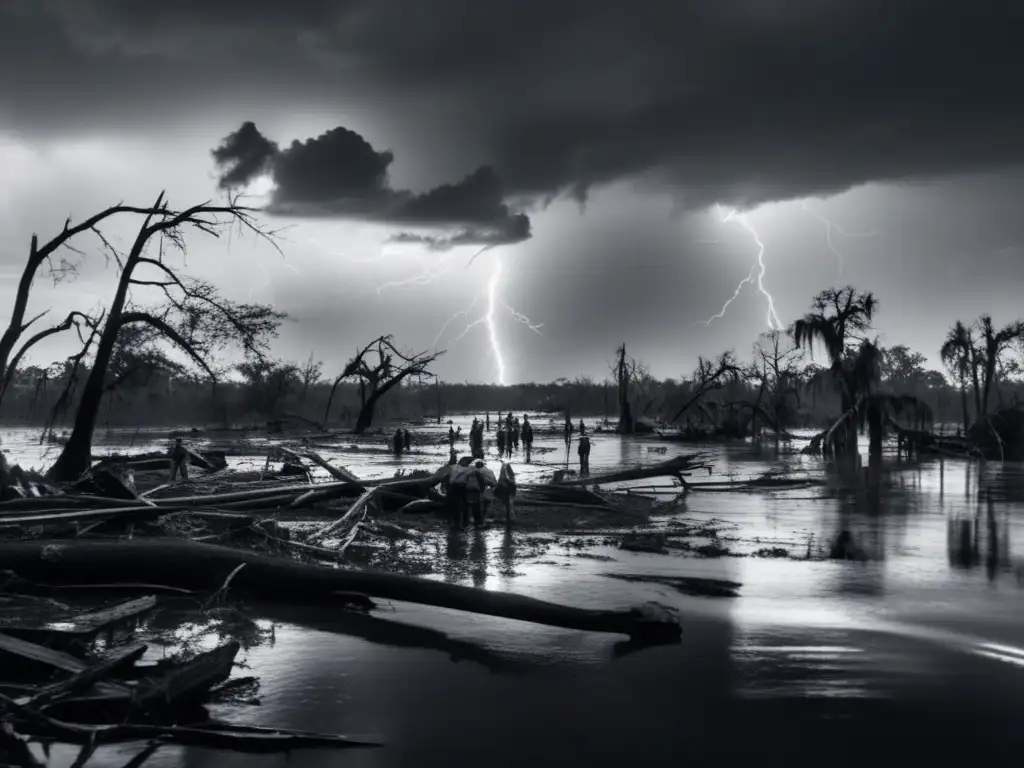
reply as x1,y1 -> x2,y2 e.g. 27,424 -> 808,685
512,417 -> 521,452
522,416 -> 533,461
168,437 -> 189,482
496,426 -> 506,456
578,432 -> 592,476
448,422 -> 457,447
448,456 -> 474,528
563,417 -> 573,447
403,428 -> 412,452
392,429 -> 404,457
495,462 -> 517,525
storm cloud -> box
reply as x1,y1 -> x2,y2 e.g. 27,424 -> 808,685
3,1 -> 1024,212
212,122 -> 530,246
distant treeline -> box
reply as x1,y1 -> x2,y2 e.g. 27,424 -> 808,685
2,348 -> 1019,431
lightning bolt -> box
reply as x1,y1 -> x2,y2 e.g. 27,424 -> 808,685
704,205 -> 782,331
430,252 -> 543,385
486,256 -> 506,385
800,201 -> 880,282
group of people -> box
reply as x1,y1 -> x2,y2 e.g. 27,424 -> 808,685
392,428 -> 413,457
444,454 -> 517,528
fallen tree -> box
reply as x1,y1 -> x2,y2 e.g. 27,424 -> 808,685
0,539 -> 682,641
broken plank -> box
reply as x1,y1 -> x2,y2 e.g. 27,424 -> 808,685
17,643 -> 146,708
71,596 -> 158,634
0,633 -> 132,697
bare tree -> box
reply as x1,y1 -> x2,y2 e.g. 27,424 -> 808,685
751,330 -> 804,439
669,351 -> 743,423
45,193 -> 286,481
323,335 -> 444,433
298,352 -> 323,407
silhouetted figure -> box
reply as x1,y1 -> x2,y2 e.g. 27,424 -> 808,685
495,462 -> 517,525
486,412 -> 490,431
496,426 -> 506,456
512,417 -> 521,451
522,416 -> 534,461
564,417 -> 573,447
392,429 -> 404,457
448,447 -> 458,465
403,429 -> 411,452
168,437 -> 189,482
448,456 -> 475,528
578,433 -> 591,475
579,419 -> 586,436
448,422 -> 456,447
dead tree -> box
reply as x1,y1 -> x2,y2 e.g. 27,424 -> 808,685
669,352 -> 743,424
323,335 -> 443,433
750,330 -> 803,440
0,202 -> 179,407
299,352 -> 323,408
45,193 -> 286,482
613,343 -> 637,433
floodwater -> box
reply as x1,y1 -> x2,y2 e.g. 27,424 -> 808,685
4,416 -> 1024,765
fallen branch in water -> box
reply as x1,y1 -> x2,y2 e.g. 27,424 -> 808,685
0,539 -> 682,641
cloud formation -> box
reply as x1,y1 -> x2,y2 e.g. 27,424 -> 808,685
212,122 -> 530,247
3,1 -> 1024,211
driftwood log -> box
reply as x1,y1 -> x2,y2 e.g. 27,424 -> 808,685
0,539 -> 681,641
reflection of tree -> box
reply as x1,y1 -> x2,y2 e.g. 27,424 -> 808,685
946,493 -> 1011,582
947,516 -> 980,569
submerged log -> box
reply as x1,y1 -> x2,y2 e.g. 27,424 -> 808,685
134,641 -> 240,711
0,539 -> 681,641
0,634 -> 133,697
550,454 -> 712,488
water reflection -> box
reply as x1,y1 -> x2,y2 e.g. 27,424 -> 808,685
947,492 -> 1013,581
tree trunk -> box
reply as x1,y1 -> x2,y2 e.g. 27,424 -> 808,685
46,281 -> 134,481
960,384 -> 969,434
0,539 -> 681,641
0,237 -> 44,400
616,343 -> 634,434
355,392 -> 381,433
867,400 -> 883,458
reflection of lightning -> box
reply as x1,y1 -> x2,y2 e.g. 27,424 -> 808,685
704,205 -> 782,331
800,201 -> 880,282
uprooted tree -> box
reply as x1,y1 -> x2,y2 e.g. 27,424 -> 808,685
41,193 -> 286,482
323,335 -> 443,433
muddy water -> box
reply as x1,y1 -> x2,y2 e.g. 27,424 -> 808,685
5,417 -> 1024,765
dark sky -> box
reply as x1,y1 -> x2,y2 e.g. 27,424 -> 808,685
3,0 -> 1024,383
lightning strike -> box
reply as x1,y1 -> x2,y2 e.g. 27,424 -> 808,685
800,201 -> 880,282
704,205 -> 783,331
428,252 -> 543,385
485,256 -> 506,385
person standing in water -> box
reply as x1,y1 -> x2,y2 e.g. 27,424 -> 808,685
577,430 -> 592,476
403,429 -> 412,452
168,437 -> 190,482
512,417 -> 521,452
392,429 -> 404,457
496,425 -> 506,457
522,415 -> 534,462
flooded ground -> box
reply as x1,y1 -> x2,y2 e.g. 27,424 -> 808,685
4,415 -> 1024,765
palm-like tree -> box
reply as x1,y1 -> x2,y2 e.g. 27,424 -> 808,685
940,320 -> 974,433
790,287 -> 878,455
977,315 -> 1024,418
792,286 -> 930,457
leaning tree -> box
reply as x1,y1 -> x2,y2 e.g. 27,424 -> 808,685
323,335 -> 443,433
41,193 -> 286,481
